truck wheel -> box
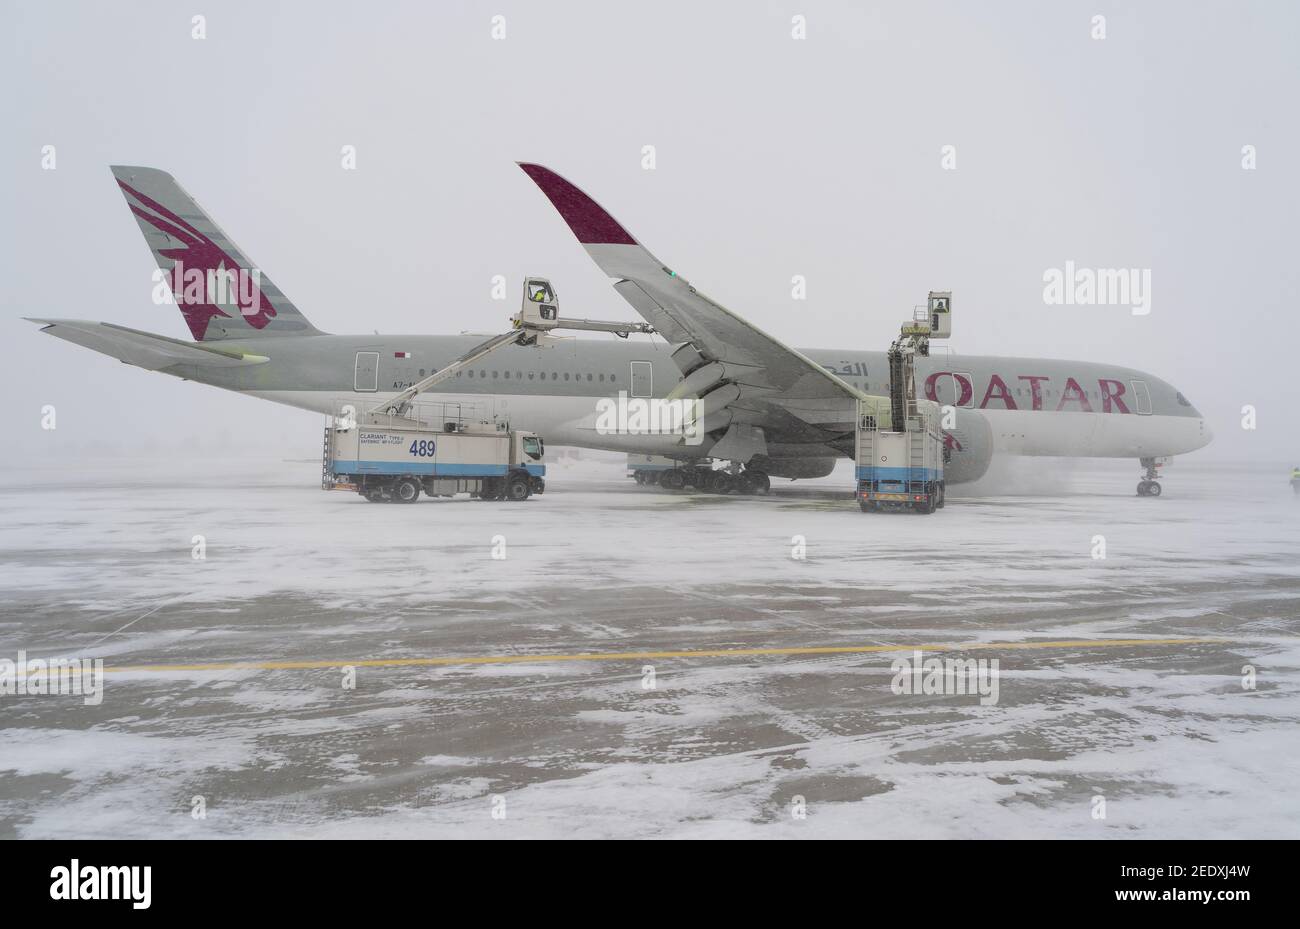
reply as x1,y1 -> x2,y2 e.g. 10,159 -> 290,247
712,472 -> 735,495
936,484 -> 946,508
363,487 -> 386,503
747,470 -> 771,495
506,476 -> 531,501
393,478 -> 420,503
661,470 -> 685,490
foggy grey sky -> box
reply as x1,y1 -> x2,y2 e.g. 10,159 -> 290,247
3,0 -> 1297,461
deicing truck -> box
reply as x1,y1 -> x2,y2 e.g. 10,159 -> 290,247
325,402 -> 545,503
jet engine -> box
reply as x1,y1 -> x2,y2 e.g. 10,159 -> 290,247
941,409 -> 994,483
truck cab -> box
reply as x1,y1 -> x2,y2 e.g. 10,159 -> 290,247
514,432 -> 546,495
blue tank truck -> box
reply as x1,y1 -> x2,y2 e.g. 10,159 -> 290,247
324,400 -> 545,503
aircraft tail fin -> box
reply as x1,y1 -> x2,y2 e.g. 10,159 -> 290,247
110,166 -> 322,341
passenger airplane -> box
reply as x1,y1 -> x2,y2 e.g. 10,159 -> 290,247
29,164 -> 1211,496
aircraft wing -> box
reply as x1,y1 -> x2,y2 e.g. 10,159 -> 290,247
517,164 -> 866,459
27,319 -> 270,370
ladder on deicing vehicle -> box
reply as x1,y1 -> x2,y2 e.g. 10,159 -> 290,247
321,426 -> 334,490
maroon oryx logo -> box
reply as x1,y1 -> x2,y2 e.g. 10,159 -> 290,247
119,180 -> 277,340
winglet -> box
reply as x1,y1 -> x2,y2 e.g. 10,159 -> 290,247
517,163 -> 637,246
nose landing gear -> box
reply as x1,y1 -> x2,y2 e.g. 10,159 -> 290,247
1137,457 -> 1163,496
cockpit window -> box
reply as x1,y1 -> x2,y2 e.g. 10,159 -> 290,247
1176,392 -> 1191,407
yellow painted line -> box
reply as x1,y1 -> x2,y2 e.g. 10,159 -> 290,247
105,637 -> 1226,675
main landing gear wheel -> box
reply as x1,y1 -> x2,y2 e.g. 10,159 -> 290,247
661,469 -> 685,490
744,470 -> 771,495
1138,480 -> 1162,497
711,472 -> 735,495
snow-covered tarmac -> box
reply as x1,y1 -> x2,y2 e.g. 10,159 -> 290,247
1,455 -> 1297,838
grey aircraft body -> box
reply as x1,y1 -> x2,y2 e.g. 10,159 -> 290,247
30,165 -> 1212,490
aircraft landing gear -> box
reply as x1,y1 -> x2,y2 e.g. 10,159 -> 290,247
632,463 -> 770,496
1137,457 -> 1162,497
660,469 -> 686,490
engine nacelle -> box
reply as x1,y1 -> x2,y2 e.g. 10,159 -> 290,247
747,455 -> 838,480
941,409 -> 994,483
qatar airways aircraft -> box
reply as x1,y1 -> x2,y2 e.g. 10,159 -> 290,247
29,164 -> 1211,496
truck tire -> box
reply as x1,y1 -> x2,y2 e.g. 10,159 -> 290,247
363,487 -> 386,503
393,478 -> 421,504
506,476 -> 531,501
